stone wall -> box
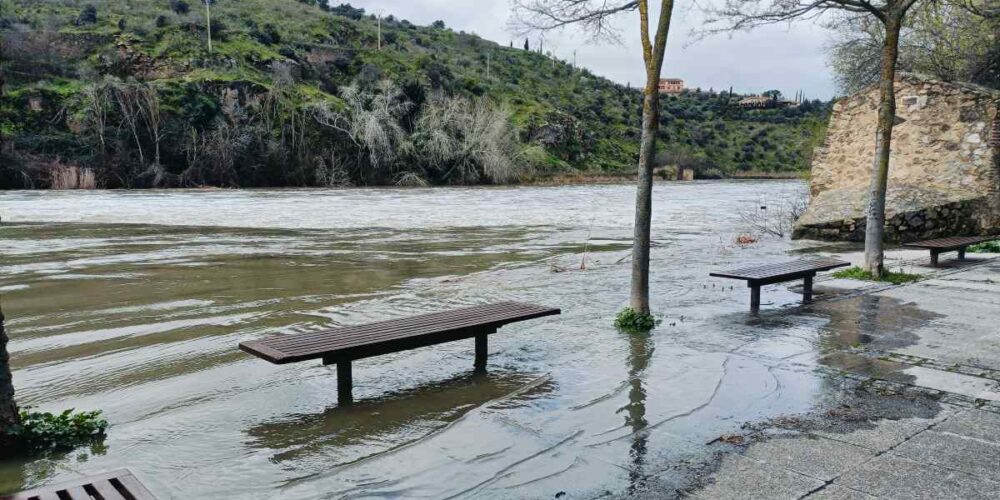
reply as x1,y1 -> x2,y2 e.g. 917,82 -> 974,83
794,74 -> 1000,242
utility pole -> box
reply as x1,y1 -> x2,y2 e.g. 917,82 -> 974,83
573,49 -> 577,68
205,0 -> 212,53
376,9 -> 384,51
486,52 -> 491,79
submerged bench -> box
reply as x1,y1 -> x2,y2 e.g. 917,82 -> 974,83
240,301 -> 560,404
2,469 -> 157,500
902,236 -> 997,266
710,258 -> 849,311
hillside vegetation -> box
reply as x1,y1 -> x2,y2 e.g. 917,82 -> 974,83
0,0 -> 830,188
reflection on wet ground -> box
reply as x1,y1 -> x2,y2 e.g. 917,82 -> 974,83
3,181 -> 943,499
247,370 -> 552,467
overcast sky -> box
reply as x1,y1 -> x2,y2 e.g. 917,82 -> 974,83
349,1 -> 839,99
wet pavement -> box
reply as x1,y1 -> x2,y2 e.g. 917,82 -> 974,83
688,251 -> 1000,500
1,184 -> 998,499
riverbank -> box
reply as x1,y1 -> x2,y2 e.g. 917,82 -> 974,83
525,170 -> 806,186
0,168 -> 809,190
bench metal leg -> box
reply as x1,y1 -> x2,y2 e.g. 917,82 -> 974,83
750,285 -> 761,312
474,333 -> 488,373
930,250 -> 940,267
958,247 -> 966,260
337,360 -> 353,405
324,356 -> 354,404
803,275 -> 814,303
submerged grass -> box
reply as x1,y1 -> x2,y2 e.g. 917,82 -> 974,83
832,266 -> 923,285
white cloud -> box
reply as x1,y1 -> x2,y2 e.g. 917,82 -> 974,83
348,1 -> 837,99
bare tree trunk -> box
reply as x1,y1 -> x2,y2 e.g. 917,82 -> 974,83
862,15 -> 903,277
113,83 -> 145,168
0,301 -> 20,444
630,90 -> 660,314
629,0 -> 674,315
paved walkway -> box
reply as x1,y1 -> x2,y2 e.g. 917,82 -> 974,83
689,251 -> 1000,500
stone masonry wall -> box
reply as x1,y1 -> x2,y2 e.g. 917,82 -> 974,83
794,74 -> 999,242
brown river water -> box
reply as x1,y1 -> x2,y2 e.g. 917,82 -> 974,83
0,181 -> 858,498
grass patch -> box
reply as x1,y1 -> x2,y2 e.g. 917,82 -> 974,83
832,266 -> 923,285
968,240 -> 1000,253
614,307 -> 658,332
5,408 -> 108,452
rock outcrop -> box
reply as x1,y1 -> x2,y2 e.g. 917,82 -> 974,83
794,74 -> 999,241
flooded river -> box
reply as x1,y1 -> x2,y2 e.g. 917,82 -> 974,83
0,181 -> 851,498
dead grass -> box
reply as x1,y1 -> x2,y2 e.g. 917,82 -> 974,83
49,160 -> 97,189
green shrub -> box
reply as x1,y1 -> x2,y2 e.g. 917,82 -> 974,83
5,408 -> 108,451
615,307 -> 658,332
77,5 -> 97,25
968,240 -> 1000,253
832,266 -> 922,285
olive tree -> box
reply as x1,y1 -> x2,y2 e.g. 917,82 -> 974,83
705,0 -> 923,277
313,81 -> 412,182
512,0 -> 676,320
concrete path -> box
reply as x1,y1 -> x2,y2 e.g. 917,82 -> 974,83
689,252 -> 1000,499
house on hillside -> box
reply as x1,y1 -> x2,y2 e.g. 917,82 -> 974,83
738,95 -> 798,109
658,78 -> 684,94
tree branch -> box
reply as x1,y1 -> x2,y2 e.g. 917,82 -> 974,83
699,0 -> 894,35
510,0 -> 641,42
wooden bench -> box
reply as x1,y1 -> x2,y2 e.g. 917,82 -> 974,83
902,236 -> 997,266
2,469 -> 157,500
710,258 -> 850,311
240,301 -> 560,404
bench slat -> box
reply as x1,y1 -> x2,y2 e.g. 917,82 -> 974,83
903,236 -> 995,250
240,301 -> 560,364
261,301 -> 537,351
114,473 -> 158,500
2,470 -> 154,500
92,480 -> 128,500
710,258 -> 849,281
254,302 -> 546,353
62,486 -> 90,499
246,302 -> 556,356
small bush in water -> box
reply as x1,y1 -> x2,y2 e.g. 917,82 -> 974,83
6,408 -> 108,451
614,308 -> 658,332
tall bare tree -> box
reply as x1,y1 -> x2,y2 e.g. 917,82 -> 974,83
82,81 -> 112,154
112,80 -> 146,167
512,0 -> 676,318
706,0 -> 922,276
0,300 -> 20,445
141,85 -> 162,168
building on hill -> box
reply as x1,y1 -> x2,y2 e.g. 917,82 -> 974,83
658,78 -> 684,94
738,95 -> 798,109
794,73 -> 999,242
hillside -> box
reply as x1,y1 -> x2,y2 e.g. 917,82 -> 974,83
0,0 -> 830,188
